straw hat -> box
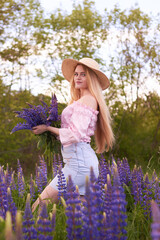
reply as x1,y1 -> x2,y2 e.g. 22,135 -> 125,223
61,57 -> 110,90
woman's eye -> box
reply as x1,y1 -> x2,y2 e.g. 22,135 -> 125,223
81,73 -> 86,77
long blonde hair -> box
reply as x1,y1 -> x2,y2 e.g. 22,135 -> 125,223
69,65 -> 115,153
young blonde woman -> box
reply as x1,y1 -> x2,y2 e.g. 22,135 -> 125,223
32,57 -> 114,211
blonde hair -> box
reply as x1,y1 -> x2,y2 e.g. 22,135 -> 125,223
69,65 -> 115,153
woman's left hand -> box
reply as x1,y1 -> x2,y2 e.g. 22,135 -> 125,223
32,125 -> 48,135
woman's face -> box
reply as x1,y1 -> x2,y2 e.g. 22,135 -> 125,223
73,65 -> 88,89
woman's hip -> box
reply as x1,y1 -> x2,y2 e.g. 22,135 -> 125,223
61,142 -> 99,171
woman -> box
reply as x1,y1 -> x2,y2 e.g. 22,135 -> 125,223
32,57 -> 114,211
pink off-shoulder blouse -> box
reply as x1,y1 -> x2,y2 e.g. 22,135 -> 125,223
59,101 -> 99,146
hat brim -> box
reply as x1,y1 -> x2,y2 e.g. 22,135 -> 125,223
61,59 -> 110,90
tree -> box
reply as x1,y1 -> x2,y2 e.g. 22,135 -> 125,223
104,6 -> 160,109
36,0 -> 109,102
0,0 -> 48,92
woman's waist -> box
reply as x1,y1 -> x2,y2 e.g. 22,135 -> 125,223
61,141 -> 90,151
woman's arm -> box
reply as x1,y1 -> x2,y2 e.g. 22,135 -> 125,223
32,125 -> 59,136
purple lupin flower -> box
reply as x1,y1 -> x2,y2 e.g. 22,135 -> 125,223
103,174 -> 112,218
17,160 -> 25,197
82,175 -> 102,240
131,165 -> 143,205
7,188 -> 17,224
47,94 -> 59,123
23,194 -> 37,239
10,171 -> 17,191
0,167 -> 8,218
90,166 -> 103,234
38,156 -> 48,187
57,165 -> 67,201
117,159 -> 126,186
110,165 -> 127,240
4,164 -> 12,188
151,200 -> 160,240
11,122 -> 32,133
29,174 -> 35,200
35,164 -> 43,194
122,158 -> 131,185
117,158 -> 131,186
5,211 -> 14,240
15,210 -> 23,240
37,202 -> 53,240
11,94 -> 60,134
65,175 -> 83,239
151,170 -> 158,189
98,154 -> 110,199
142,173 -> 152,217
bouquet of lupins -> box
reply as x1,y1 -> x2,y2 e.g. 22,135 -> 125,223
11,94 -> 61,154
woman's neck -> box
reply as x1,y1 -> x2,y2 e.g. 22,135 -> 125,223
80,88 -> 90,97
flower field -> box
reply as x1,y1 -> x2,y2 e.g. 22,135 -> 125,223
0,155 -> 160,240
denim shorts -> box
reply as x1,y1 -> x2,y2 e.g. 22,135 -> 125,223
49,142 -> 99,195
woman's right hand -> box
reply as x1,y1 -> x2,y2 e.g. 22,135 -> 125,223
32,125 -> 48,135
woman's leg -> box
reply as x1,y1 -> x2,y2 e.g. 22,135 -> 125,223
32,185 -> 58,212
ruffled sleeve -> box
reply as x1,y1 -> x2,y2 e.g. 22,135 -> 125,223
59,102 -> 98,146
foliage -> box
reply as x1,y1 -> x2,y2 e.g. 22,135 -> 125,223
0,81 -> 64,173
1,155 -> 160,239
11,94 -> 61,155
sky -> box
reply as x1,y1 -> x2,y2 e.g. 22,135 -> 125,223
40,0 -> 160,15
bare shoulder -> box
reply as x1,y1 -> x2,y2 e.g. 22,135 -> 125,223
79,95 -> 98,111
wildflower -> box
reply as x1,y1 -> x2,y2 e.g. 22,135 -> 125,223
98,154 -> 110,199
65,176 -> 83,239
11,94 -> 60,133
10,171 -> 17,191
0,167 -> 8,218
103,175 -> 112,218
15,210 -> 23,240
29,174 -> 35,200
142,173 -> 152,217
17,160 -> 25,197
117,158 -> 131,186
4,164 -> 12,188
35,158 -> 47,193
37,202 -> 53,240
131,165 -> 143,205
57,165 -> 67,200
5,211 -> 14,240
23,194 -> 37,239
110,165 -> 127,240
82,175 -> 102,239
7,188 -> 17,223
151,170 -> 157,189
11,94 -> 60,154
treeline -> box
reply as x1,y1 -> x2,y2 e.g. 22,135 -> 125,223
0,0 -> 160,173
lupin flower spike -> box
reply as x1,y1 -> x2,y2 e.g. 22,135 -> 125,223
61,197 -> 67,208
15,210 -> 23,240
23,193 -> 37,239
5,211 -> 14,240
